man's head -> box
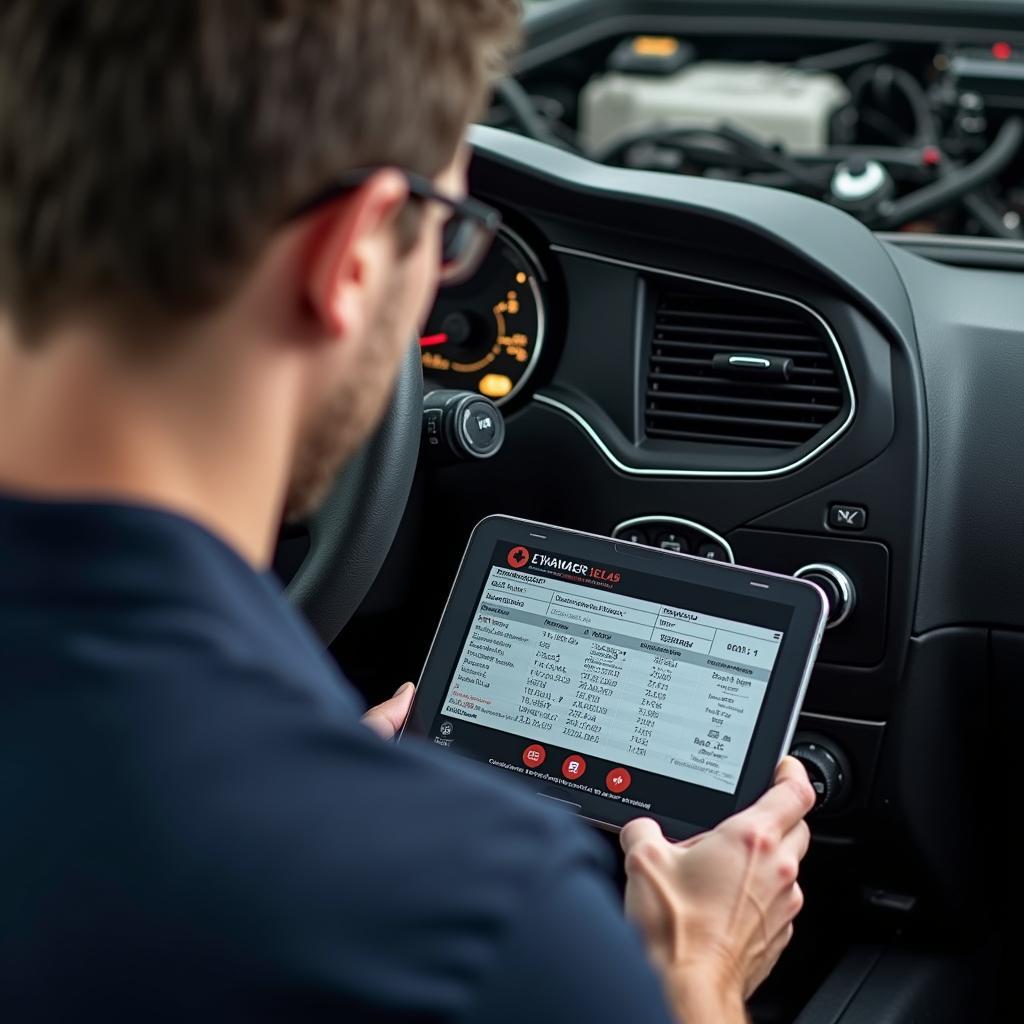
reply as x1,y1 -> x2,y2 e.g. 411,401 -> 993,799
0,1 -> 521,521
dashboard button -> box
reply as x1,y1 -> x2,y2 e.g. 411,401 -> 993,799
424,409 -> 444,447
829,504 -> 868,531
606,767 -> 632,794
697,542 -> 728,561
620,527 -> 649,546
463,401 -> 501,452
657,533 -> 690,554
794,564 -> 857,629
562,755 -> 587,780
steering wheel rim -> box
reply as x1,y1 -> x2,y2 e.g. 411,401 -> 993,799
286,340 -> 423,645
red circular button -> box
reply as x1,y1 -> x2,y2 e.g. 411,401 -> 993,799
606,767 -> 632,794
522,743 -> 547,768
562,754 -> 587,780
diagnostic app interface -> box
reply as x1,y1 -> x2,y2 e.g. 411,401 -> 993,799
434,543 -> 789,799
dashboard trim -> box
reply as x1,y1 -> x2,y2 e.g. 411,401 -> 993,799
613,516 -> 737,564
801,711 -> 886,728
535,245 -> 858,478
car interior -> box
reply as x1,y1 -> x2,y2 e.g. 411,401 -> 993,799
274,2 -> 1023,1020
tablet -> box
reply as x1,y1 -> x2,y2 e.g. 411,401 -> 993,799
403,516 -> 828,839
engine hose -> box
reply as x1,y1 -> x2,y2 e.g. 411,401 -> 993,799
847,64 -> 939,148
875,117 -> 1024,229
493,78 -> 574,152
962,192 -> 1024,240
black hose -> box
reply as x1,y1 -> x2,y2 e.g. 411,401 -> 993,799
595,125 -> 833,189
592,126 -> 730,165
795,41 -> 891,73
790,144 -> 929,170
962,192 -> 1024,240
714,124 -> 827,190
493,78 -> 574,152
875,117 -> 1024,229
848,64 -> 938,147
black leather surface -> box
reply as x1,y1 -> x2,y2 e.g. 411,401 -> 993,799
887,245 -> 1024,632
286,341 -> 423,645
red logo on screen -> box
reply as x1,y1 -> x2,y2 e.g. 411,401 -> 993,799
562,755 -> 587,781
507,546 -> 531,570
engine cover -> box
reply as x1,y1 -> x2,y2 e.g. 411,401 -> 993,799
580,61 -> 850,157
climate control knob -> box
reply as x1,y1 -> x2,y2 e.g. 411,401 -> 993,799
791,741 -> 848,812
794,563 -> 856,629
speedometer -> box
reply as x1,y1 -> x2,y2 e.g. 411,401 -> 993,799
420,227 -> 546,405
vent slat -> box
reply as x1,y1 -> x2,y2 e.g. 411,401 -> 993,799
647,371 -> 842,397
654,326 -> 820,346
645,286 -> 847,450
657,310 -> 804,328
646,408 -> 832,432
647,428 -> 794,448
651,355 -> 836,379
646,390 -> 840,415
653,341 -> 832,360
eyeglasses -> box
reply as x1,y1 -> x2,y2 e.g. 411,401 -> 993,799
288,169 -> 502,286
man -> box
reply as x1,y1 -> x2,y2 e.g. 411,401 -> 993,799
0,4 -> 814,1022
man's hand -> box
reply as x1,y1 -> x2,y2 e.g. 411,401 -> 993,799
362,682 -> 416,740
620,757 -> 816,1024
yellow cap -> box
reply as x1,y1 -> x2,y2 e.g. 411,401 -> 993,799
632,36 -> 680,58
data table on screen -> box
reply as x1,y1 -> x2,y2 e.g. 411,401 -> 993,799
441,565 -> 784,794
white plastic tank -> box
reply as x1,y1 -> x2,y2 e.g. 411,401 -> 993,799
580,61 -> 851,158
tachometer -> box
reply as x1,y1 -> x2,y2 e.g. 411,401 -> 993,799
421,227 -> 546,404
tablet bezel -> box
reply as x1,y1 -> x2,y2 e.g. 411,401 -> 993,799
403,515 -> 828,838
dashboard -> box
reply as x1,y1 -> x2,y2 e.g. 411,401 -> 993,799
389,119 -> 1019,908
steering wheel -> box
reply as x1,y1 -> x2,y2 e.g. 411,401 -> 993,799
286,340 -> 423,645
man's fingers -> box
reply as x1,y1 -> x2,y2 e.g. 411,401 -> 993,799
754,759 -> 816,831
779,818 -> 812,865
361,682 -> 416,740
775,757 -> 816,807
744,923 -> 795,999
620,817 -> 665,857
677,831 -> 708,850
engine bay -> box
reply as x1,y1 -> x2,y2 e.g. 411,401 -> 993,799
494,28 -> 1024,238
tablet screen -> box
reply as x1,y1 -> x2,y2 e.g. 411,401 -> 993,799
425,538 -> 797,828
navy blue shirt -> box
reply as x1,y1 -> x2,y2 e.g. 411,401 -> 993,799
0,495 -> 673,1022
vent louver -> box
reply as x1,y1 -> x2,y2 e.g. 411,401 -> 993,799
646,286 -> 847,450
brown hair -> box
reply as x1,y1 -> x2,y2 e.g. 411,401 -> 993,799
0,0 -> 521,341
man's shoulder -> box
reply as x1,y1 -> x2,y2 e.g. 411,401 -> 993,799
188,692 -> 605,896
122,649 -> 595,887
164,676 -> 611,1012
3,600 -> 624,1018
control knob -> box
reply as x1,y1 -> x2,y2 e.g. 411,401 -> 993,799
791,740 -> 849,812
422,390 -> 506,464
794,563 -> 856,629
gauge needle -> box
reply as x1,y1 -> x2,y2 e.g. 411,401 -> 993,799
419,333 -> 449,348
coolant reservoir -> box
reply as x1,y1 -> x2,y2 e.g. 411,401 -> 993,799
580,60 -> 850,158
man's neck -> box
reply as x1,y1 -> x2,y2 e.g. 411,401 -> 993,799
0,322 -> 297,569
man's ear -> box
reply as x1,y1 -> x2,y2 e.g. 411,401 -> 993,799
304,170 -> 411,340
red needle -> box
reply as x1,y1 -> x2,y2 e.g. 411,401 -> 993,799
419,333 -> 449,348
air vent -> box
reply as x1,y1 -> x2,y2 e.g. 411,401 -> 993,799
646,285 -> 848,450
